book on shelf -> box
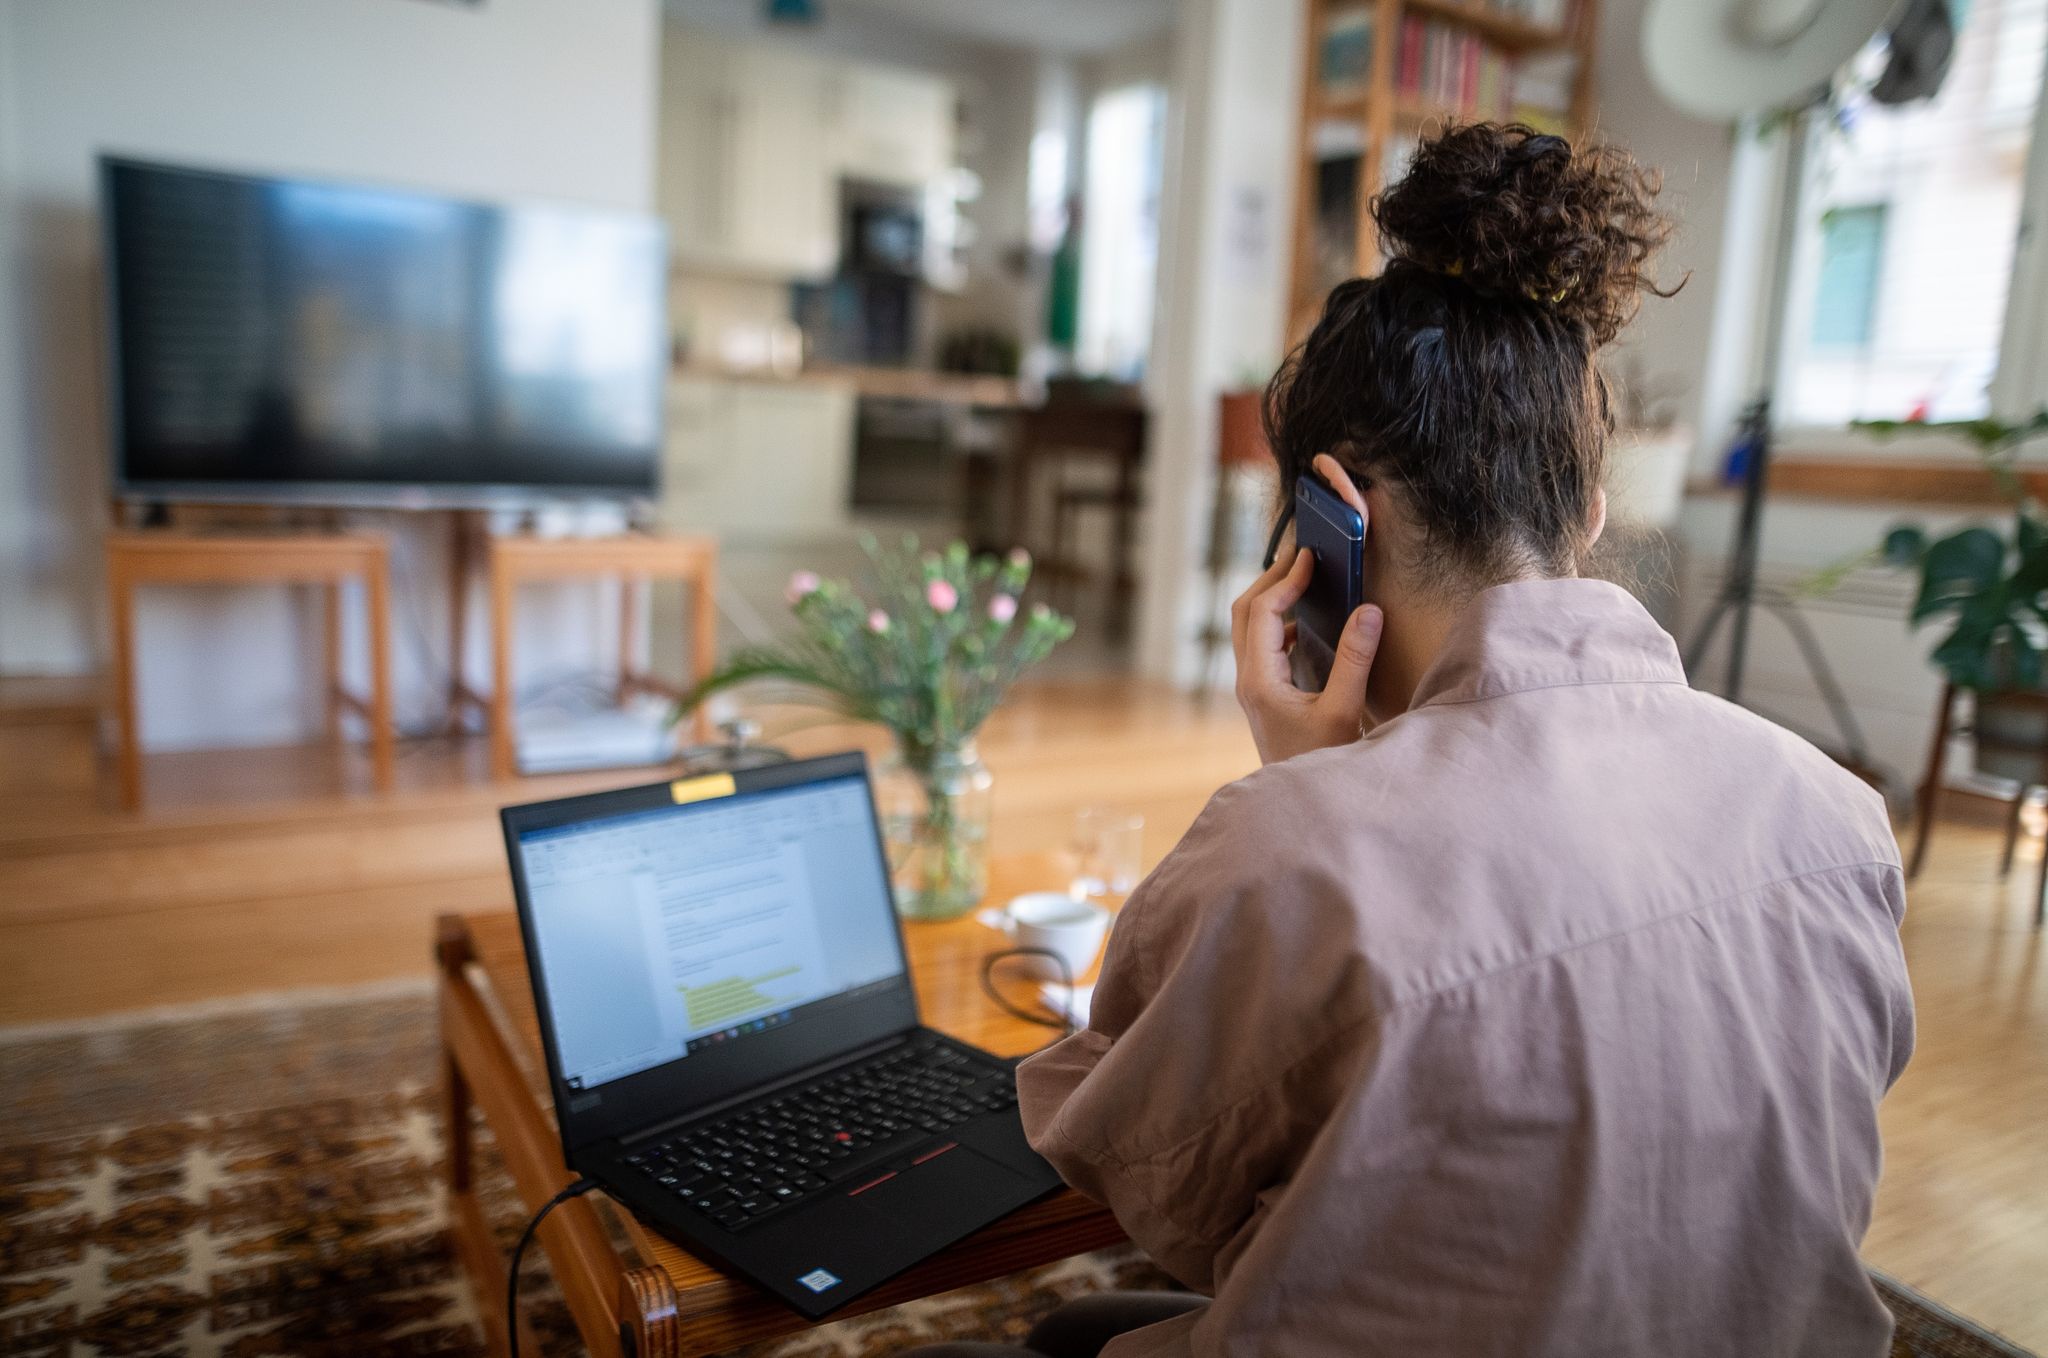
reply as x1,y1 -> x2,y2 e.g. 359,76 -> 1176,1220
1396,16 -> 1516,121
1321,8 -> 1375,97
1382,129 -> 1421,187
1510,49 -> 1575,133
1486,0 -> 1572,27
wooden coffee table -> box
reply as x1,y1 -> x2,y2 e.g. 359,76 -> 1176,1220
436,857 -> 1127,1357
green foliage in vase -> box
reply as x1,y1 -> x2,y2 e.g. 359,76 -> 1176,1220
678,537 -> 1076,766
1862,410 -> 2048,692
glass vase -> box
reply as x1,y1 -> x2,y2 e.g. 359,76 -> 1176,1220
877,739 -> 994,922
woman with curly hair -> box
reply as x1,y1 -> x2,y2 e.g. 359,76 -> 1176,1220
904,123 -> 1913,1358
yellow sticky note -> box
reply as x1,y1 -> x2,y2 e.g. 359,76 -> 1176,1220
669,773 -> 737,804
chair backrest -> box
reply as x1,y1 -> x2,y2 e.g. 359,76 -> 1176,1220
1018,403 -> 1148,463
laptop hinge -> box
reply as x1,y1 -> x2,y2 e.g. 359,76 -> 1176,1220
617,1028 -> 921,1149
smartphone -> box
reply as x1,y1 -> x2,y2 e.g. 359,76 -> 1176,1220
1292,474 -> 1365,691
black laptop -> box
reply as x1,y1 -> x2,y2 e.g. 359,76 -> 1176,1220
500,751 -> 1064,1317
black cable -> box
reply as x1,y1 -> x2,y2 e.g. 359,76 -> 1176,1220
1261,500 -> 1294,569
507,1176 -> 598,1358
979,947 -> 1080,1047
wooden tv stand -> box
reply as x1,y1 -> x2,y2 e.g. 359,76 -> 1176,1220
104,530 -> 396,811
450,530 -> 718,780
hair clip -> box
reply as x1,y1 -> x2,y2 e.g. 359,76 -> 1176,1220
1525,273 -> 1580,305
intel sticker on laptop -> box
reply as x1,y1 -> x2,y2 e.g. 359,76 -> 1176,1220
798,1268 -> 841,1294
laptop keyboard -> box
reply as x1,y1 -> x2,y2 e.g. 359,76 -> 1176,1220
620,1034 -> 1020,1232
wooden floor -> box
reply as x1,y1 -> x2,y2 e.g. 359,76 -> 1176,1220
0,679 -> 1260,1024
0,680 -> 2042,1349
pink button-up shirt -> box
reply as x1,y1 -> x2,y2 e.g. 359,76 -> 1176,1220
1020,579 -> 1914,1357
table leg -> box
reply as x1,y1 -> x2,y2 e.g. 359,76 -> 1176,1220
491,562 -> 517,780
620,1268 -> 682,1358
108,554 -> 142,812
618,577 -> 639,705
323,582 -> 344,747
688,556 -> 716,745
366,558 -> 396,793
448,511 -> 474,733
1908,683 -> 1954,880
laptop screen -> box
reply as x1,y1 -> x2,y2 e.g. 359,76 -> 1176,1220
512,770 -> 907,1092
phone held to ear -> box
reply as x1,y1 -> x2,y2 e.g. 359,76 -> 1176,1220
1292,474 -> 1365,692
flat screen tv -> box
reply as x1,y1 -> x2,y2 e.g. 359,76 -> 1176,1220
102,158 -> 667,505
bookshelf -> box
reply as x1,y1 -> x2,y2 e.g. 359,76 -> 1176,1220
1287,0 -> 1599,336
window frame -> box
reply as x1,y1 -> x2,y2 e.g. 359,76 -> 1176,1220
1762,16 -> 2048,459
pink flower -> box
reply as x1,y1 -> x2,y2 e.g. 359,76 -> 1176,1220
925,579 -> 959,614
1008,547 -> 1031,569
867,609 -> 891,634
785,570 -> 820,604
988,594 -> 1018,624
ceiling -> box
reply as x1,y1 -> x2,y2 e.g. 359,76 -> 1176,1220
812,0 -> 1175,55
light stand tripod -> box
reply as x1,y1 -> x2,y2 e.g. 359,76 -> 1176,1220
1682,397 -> 1873,768
1679,107 -> 1877,780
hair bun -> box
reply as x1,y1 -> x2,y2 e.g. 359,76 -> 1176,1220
1374,122 -> 1674,346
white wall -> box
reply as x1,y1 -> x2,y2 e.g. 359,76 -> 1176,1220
0,1 -> 26,664
1133,0 -> 1304,685
1589,0 -> 1741,454
0,0 -> 661,749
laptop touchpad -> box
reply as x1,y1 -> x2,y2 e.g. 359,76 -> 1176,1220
846,1142 -> 1033,1237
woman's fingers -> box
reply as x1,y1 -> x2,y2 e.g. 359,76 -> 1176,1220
1313,453 -> 1369,522
1243,550 -> 1314,684
1317,604 -> 1384,720
1231,536 -> 1302,654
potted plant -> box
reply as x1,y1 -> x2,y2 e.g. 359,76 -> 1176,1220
679,538 -> 1075,921
1868,410 -> 2048,780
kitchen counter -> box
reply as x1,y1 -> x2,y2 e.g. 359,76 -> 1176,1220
674,363 -> 1029,409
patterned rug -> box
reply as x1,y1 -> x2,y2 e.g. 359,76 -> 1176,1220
0,988 -> 2033,1357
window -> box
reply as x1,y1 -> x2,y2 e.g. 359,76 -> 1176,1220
1810,204 -> 1887,349
1077,83 -> 1167,381
1779,0 -> 2048,426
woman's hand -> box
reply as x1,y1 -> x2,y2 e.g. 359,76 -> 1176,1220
1231,457 -> 1384,765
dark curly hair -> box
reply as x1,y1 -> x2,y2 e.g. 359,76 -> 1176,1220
1265,122 -> 1678,587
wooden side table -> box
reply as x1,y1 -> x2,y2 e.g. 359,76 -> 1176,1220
465,534 -> 718,781
435,855 -> 1128,1357
105,531 -> 395,811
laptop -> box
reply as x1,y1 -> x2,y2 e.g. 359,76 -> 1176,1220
500,751 -> 1065,1317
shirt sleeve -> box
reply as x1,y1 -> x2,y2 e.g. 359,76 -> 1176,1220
1015,774 -> 1375,1292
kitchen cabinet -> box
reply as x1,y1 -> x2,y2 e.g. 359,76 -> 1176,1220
661,25 -> 958,282
661,377 -> 857,539
659,34 -> 837,280
831,65 -> 955,187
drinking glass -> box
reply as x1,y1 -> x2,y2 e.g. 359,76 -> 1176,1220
1069,807 -> 1144,903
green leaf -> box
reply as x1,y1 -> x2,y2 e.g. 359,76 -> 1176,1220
1880,524 -> 1928,567
1930,615 -> 2000,690
1912,526 -> 2007,623
2008,631 -> 2044,691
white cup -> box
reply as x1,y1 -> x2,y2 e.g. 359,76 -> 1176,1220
979,892 -> 1112,982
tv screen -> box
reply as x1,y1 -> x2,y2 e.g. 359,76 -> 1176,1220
102,158 -> 667,503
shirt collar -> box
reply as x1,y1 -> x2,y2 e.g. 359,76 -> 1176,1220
1408,578 -> 1688,710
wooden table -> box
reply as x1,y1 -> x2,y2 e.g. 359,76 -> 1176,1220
436,856 -> 1126,1357
105,530 -> 395,811
461,534 -> 718,780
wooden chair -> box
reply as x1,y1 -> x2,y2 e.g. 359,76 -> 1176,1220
1195,390 -> 1275,693
1008,397 -> 1148,637
1908,681 -> 2048,926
